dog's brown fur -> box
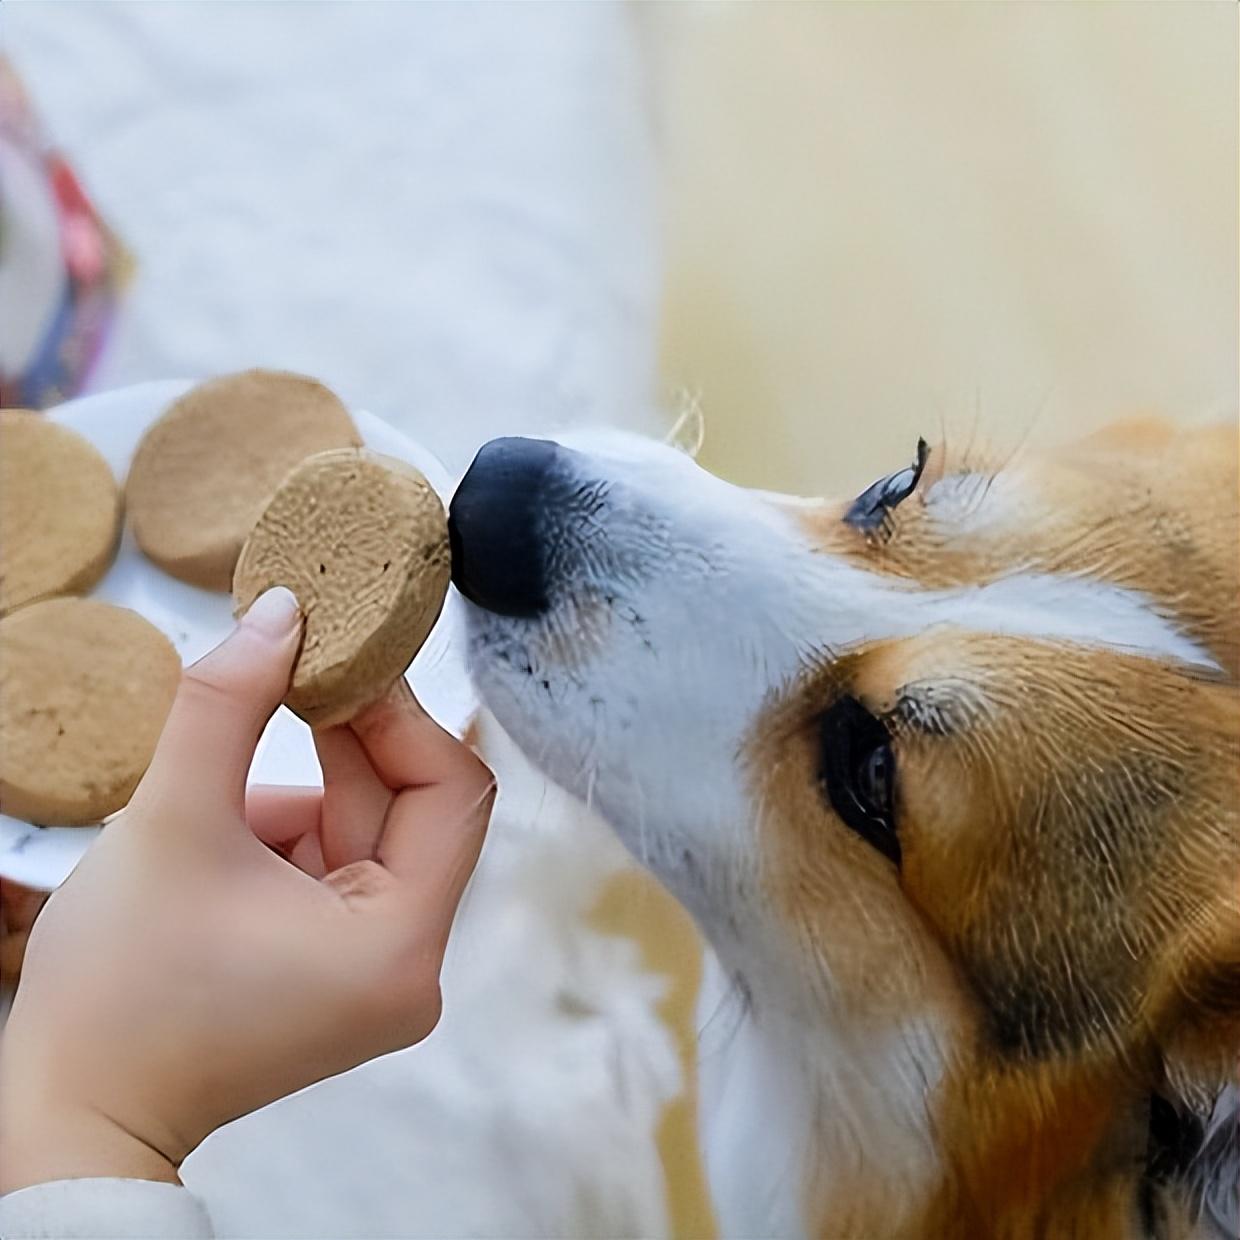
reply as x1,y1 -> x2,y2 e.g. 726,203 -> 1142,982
752,420 -> 1238,1237
462,416 -> 1237,1238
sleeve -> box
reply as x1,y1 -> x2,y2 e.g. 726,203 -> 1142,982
0,1178 -> 213,1239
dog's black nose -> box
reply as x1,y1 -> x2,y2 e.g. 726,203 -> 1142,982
449,437 -> 559,618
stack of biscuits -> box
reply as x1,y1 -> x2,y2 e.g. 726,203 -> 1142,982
1,370 -> 450,841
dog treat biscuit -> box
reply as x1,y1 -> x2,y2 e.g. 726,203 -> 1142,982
0,598 -> 182,826
126,370 -> 362,592
0,409 -> 123,617
233,448 -> 450,728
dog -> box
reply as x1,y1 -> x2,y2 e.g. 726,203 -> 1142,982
449,416 -> 1238,1239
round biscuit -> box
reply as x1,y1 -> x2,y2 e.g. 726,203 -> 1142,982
233,448 -> 450,728
0,598 -> 182,826
0,409 -> 122,617
126,370 -> 361,591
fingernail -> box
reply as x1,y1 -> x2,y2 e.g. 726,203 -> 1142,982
242,586 -> 301,637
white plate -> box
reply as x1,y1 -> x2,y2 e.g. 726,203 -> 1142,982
0,379 -> 476,891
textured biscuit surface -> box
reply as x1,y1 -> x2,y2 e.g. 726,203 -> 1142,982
0,598 -> 182,825
0,410 -> 123,617
233,448 -> 450,727
126,370 -> 361,591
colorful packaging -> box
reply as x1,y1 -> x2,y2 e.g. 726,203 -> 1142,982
0,57 -> 130,409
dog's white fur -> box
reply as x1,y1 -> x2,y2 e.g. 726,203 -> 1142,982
467,428 -> 1212,912
463,427 -> 1235,1238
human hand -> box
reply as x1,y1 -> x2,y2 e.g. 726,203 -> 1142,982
0,588 -> 494,1192
1,879 -> 49,987
0,882 -> 48,987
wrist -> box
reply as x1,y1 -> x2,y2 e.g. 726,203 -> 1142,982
0,1101 -> 180,1195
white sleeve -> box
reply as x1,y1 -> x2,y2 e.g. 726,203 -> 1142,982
0,1178 -> 213,1239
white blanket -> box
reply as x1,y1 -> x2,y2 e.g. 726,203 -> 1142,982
3,5 -> 679,1236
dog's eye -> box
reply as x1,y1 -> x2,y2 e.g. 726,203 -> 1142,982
818,696 -> 901,867
860,744 -> 894,814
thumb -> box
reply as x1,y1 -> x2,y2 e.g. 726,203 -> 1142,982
139,588 -> 303,820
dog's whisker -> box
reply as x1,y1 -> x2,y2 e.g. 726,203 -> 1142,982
663,388 -> 706,460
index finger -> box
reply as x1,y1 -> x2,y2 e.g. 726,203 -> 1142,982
378,776 -> 493,926
350,682 -> 489,793
350,685 -> 494,905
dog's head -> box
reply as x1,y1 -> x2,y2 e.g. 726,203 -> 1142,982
451,420 -> 1238,1219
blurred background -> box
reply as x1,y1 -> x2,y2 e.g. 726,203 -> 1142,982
5,3 -> 1235,490
650,3 -> 1237,493
2,4 -> 1235,1238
